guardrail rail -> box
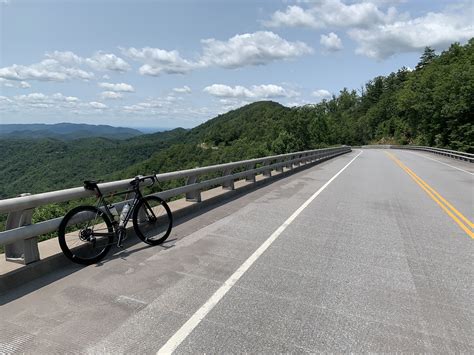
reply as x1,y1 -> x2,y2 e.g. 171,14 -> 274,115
0,146 -> 351,264
390,145 -> 473,163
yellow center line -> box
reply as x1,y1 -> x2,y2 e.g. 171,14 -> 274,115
390,153 -> 474,229
385,152 -> 474,239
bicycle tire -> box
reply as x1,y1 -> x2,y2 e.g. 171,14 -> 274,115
58,205 -> 114,265
133,196 -> 173,245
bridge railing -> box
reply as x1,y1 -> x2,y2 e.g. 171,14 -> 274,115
390,145 -> 473,163
0,146 -> 351,264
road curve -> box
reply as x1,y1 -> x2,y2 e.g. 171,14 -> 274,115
0,149 -> 472,353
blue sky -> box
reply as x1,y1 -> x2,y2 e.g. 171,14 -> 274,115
0,0 -> 472,129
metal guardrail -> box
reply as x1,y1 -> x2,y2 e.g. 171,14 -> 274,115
390,145 -> 473,163
0,146 -> 351,264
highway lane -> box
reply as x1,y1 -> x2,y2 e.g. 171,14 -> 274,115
0,149 -> 472,353
167,149 -> 473,353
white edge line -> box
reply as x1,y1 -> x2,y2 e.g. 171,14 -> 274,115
407,151 -> 473,176
157,150 -> 363,355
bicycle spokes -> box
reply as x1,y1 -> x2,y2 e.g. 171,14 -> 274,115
62,210 -> 113,260
135,198 -> 170,242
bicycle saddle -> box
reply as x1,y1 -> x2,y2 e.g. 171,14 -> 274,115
83,180 -> 100,190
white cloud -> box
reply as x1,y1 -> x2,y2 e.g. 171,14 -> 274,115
88,101 -> 107,109
123,95 -> 178,112
349,9 -> 474,59
200,31 -> 313,68
14,92 -> 79,103
320,32 -> 343,52
45,50 -> 83,64
0,50 -> 131,83
123,31 -> 312,76
19,81 -> 31,88
85,52 -> 130,72
0,78 -> 31,88
311,89 -> 332,99
122,47 -> 197,75
264,5 -> 322,29
173,85 -> 192,94
204,84 -> 297,99
100,91 -> 123,100
98,82 -> 135,92
0,59 -> 95,82
51,93 -> 79,102
8,92 -> 81,111
264,1 -> 398,29
265,1 -> 473,60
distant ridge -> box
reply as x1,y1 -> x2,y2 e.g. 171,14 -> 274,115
0,123 -> 143,140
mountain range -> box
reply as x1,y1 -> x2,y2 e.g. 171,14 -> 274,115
0,123 -> 143,140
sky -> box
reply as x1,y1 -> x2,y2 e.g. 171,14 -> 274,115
0,0 -> 472,129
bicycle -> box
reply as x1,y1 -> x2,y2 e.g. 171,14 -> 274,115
58,174 -> 173,265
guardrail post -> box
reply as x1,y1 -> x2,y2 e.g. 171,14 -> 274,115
263,161 -> 272,177
222,168 -> 234,190
245,164 -> 256,183
185,175 -> 201,202
304,153 -> 310,165
276,159 -> 284,173
4,193 -> 39,265
294,154 -> 302,167
287,156 -> 294,170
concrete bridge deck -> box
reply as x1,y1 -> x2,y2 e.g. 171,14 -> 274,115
0,149 -> 472,353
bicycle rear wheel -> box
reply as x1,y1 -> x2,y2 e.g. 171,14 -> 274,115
58,205 -> 114,265
133,196 -> 173,245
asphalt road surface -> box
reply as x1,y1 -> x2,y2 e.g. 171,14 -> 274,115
1,149 -> 472,353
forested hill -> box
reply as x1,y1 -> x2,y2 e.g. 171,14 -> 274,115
115,40 -> 473,181
0,39 -> 472,198
0,128 -> 188,198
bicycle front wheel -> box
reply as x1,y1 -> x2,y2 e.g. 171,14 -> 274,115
133,196 -> 173,245
58,205 -> 114,265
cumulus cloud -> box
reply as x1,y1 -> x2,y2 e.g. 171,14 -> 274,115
264,1 -> 398,29
123,95 -> 178,112
85,52 -> 130,72
264,5 -> 321,28
320,32 -> 343,52
19,81 -> 31,88
349,9 -> 474,59
7,92 -> 80,110
265,0 -> 473,60
88,101 -> 107,109
204,84 -> 297,99
0,78 -> 31,88
0,50 -> 130,83
100,91 -> 123,100
0,59 -> 95,82
311,89 -> 332,100
122,31 -> 312,76
200,31 -> 313,68
122,47 -> 197,75
98,82 -> 135,92
173,85 -> 192,94
45,50 -> 83,64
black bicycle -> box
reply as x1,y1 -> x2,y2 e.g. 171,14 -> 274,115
58,174 -> 173,265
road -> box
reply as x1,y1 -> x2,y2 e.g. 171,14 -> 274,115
0,149 -> 472,353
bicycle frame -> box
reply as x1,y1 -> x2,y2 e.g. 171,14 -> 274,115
99,189 -> 142,228
91,183 -> 158,246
